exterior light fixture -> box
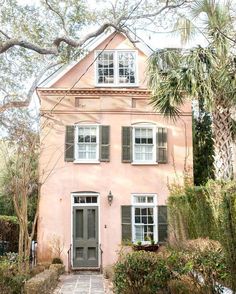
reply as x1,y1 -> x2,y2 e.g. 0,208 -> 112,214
107,191 -> 113,206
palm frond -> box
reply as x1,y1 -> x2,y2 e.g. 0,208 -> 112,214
173,16 -> 197,45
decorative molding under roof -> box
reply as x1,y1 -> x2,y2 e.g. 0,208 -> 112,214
37,87 -> 151,96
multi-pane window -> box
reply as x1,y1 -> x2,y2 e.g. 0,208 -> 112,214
118,52 -> 135,84
97,52 -> 114,84
96,51 -> 136,85
132,195 -> 157,243
74,195 -> 98,204
133,127 -> 155,162
75,125 -> 99,161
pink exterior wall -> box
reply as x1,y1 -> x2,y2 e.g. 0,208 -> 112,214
37,33 -> 193,269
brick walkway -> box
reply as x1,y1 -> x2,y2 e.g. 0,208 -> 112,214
53,274 -> 105,294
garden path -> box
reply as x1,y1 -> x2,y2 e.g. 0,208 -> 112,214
53,274 -> 105,294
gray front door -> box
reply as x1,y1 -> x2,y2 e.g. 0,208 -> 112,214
73,206 -> 98,268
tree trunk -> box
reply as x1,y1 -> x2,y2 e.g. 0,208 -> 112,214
212,103 -> 233,180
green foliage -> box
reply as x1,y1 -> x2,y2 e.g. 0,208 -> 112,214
51,257 -> 63,264
168,239 -> 229,294
168,184 -> 216,240
168,180 -> 236,291
214,182 -> 236,291
148,1 -> 236,117
0,215 -> 18,224
0,195 -> 15,216
0,0 -> 92,104
148,0 -> 236,180
113,251 -> 172,294
193,99 -> 214,185
0,215 -> 19,253
0,254 -> 29,294
113,243 -> 229,294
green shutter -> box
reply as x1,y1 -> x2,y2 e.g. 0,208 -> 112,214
157,128 -> 168,163
121,206 -> 132,242
158,205 -> 168,243
100,125 -> 110,162
122,127 -> 132,162
65,126 -> 75,162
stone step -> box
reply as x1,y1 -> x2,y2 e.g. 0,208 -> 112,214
71,267 -> 101,275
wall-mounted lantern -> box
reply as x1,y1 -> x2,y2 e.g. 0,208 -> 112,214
107,191 -> 113,206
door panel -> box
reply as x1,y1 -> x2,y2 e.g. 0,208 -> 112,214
73,206 -> 98,267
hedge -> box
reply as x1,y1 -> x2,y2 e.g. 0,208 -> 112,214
0,215 -> 19,253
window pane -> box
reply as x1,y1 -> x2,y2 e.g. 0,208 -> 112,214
141,208 -> 147,215
92,197 -> 97,203
135,207 -> 140,215
148,216 -> 154,224
147,196 -> 154,203
142,216 -> 147,224
135,216 -> 141,223
135,225 -> 144,241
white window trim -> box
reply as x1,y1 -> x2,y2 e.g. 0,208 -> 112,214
74,124 -> 100,163
131,194 -> 157,244
95,50 -> 138,87
132,124 -> 157,164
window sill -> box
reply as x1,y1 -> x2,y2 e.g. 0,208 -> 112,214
131,162 -> 158,165
73,161 -> 100,164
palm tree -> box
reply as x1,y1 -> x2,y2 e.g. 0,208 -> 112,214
148,0 -> 236,180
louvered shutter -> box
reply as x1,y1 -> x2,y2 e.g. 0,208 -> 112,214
122,127 -> 132,162
121,206 -> 132,242
65,126 -> 75,162
100,125 -> 110,162
157,128 -> 168,163
158,205 -> 168,243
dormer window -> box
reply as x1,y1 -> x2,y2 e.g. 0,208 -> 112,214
96,50 -> 137,86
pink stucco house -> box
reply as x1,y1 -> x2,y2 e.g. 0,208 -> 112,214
37,31 -> 193,271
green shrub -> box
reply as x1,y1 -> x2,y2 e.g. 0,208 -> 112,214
0,255 -> 29,294
168,180 -> 236,291
113,251 -> 172,294
51,257 -> 63,264
169,239 -> 229,294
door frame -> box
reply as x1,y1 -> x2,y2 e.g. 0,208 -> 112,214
71,192 -> 100,268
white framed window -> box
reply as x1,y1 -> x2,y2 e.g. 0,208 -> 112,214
74,125 -> 99,162
133,125 -> 156,163
132,194 -> 157,243
96,50 -> 137,86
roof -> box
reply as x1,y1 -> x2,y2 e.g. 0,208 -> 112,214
39,29 -> 153,88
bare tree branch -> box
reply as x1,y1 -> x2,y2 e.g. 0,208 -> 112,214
0,22 -> 119,55
0,62 -> 61,113
44,0 -> 68,34
0,29 -> 11,39
0,0 -> 187,56
121,0 -> 187,20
